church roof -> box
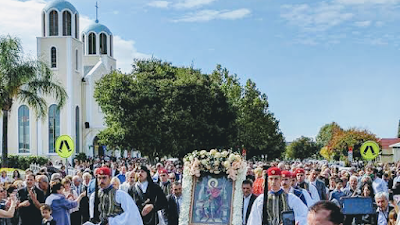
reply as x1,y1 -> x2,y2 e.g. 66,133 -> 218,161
83,21 -> 112,35
43,0 -> 78,14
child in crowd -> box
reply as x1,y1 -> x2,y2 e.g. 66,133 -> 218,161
40,204 -> 56,225
388,209 -> 397,225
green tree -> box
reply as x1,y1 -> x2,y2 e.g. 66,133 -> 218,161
211,66 -> 285,159
316,122 -> 342,147
94,59 -> 236,159
328,128 -> 378,160
0,36 -> 67,167
286,136 -> 319,159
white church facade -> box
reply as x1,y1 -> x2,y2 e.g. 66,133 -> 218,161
0,0 -> 121,160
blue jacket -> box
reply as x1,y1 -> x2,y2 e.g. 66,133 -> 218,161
45,194 -> 78,225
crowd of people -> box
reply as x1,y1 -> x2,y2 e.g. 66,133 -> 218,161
243,160 -> 400,225
0,156 -> 398,225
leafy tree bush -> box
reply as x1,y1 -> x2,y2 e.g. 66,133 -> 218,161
2,155 -> 49,170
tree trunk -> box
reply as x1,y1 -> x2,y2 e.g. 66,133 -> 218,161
2,110 -> 8,167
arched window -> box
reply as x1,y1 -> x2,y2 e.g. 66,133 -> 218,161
42,12 -> 46,37
100,33 -> 107,54
51,47 -> 56,68
110,35 -> 113,57
63,11 -> 72,36
88,33 -> 96,54
82,34 -> 85,54
75,14 -> 78,38
48,104 -> 60,153
76,49 -> 78,70
49,10 -> 58,36
18,105 -> 30,153
75,106 -> 80,153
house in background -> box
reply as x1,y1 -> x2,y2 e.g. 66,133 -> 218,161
378,138 -> 400,162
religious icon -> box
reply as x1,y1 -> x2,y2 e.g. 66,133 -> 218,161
190,175 -> 233,225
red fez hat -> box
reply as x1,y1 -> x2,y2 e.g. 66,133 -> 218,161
267,167 -> 281,176
294,168 -> 305,175
281,170 -> 291,178
96,167 -> 111,176
159,169 -> 168,174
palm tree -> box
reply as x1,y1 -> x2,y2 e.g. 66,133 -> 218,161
0,35 -> 67,167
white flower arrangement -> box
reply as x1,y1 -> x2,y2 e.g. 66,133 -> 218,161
179,149 -> 246,225
183,149 -> 244,181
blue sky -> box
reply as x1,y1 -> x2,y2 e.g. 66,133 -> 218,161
1,0 -> 400,141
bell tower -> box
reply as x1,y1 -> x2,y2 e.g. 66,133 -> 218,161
37,0 -> 83,156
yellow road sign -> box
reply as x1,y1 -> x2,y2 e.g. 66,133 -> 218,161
360,141 -> 380,160
55,135 -> 74,158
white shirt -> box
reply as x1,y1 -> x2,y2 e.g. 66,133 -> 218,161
377,207 -> 389,225
308,183 -> 320,202
373,177 -> 389,194
120,182 -> 132,193
247,192 -> 308,225
138,181 -> 149,193
393,176 -> 400,189
290,187 -> 314,207
0,176 -> 10,184
87,189 -> 143,225
243,194 -> 251,225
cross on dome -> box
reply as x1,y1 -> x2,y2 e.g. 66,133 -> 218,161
95,1 -> 99,23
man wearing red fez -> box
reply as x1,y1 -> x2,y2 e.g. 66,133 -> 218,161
280,171 -> 310,207
247,167 -> 308,225
294,168 -> 320,205
289,171 -> 314,208
87,167 -> 143,225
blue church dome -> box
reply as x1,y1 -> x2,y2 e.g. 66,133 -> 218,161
83,21 -> 112,36
43,0 -> 78,14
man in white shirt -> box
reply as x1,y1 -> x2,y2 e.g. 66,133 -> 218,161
242,179 -> 257,225
86,167 -> 143,225
247,167 -> 308,225
365,166 -> 388,194
295,168 -> 320,203
120,171 -> 136,192
375,192 -> 392,225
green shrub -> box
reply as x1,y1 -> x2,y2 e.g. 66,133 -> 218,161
1,155 -> 50,170
74,152 -> 87,162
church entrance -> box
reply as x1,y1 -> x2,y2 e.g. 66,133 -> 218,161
93,136 -> 105,157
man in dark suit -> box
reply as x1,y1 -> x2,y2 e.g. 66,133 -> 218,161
18,173 -> 45,225
242,179 -> 257,225
165,181 -> 182,225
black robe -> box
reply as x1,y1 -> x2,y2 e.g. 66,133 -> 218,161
128,182 -> 168,225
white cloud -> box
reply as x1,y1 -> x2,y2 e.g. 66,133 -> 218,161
281,3 -> 353,32
0,0 -> 148,73
335,0 -> 400,5
219,9 -> 251,20
113,36 -> 151,73
174,8 -> 251,22
174,0 -> 217,9
148,1 -> 170,8
354,20 -> 371,27
0,0 -> 44,57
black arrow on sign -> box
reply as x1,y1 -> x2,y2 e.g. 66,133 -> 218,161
59,140 -> 72,153
364,146 -> 375,155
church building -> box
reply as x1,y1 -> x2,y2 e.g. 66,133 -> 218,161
1,0 -> 116,160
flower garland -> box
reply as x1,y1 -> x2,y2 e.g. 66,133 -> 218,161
179,149 -> 246,225
183,149 -> 244,181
